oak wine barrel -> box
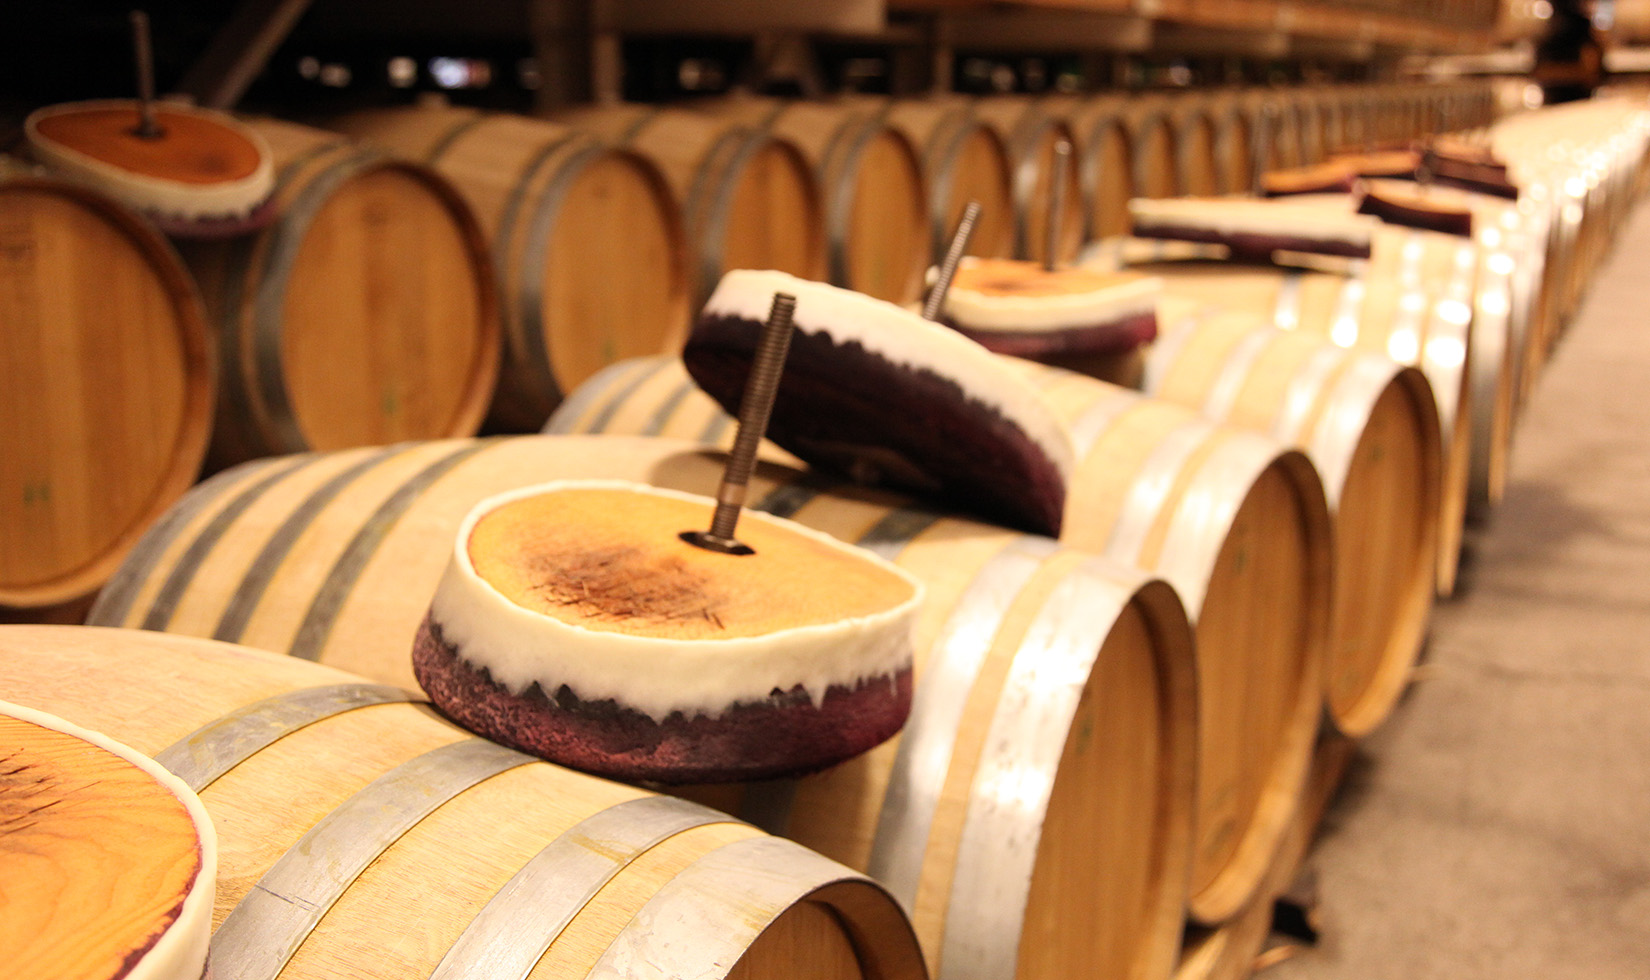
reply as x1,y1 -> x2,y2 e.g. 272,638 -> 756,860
176,117 -> 498,464
1170,731 -> 1355,980
1120,102 -> 1179,201
0,625 -> 926,980
1165,99 -> 1221,197
1118,225 -> 1478,595
879,97 -> 1016,261
1043,94 -> 1135,242
0,174 -> 213,609
1203,94 -> 1258,195
551,102 -> 826,306
971,96 -> 1087,266
692,96 -> 929,304
328,105 -> 690,430
1131,301 -> 1443,736
548,357 -> 1334,925
86,436 -> 1200,980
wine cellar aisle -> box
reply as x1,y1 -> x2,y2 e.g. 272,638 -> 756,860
6,3 -> 1650,979
1270,198 -> 1650,980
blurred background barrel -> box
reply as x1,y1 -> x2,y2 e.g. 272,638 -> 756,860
879,97 -> 1016,261
1045,94 -> 1134,241
972,96 -> 1088,266
1205,92 -> 1259,195
1166,97 -> 1221,196
177,118 -> 499,463
691,96 -> 929,304
0,174 -> 213,611
1121,100 -> 1180,200
552,102 -> 827,306
329,104 -> 690,430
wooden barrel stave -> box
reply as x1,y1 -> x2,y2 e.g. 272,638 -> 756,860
0,625 -> 926,980
688,97 -> 928,304
1165,101 -> 1221,197
779,101 -> 929,304
1206,99 -> 1256,196
328,106 -> 689,429
88,437 -> 1200,980
1118,224 -> 1477,595
544,358 -> 1332,925
1139,301 -> 1443,736
971,97 -> 1087,266
183,118 -> 498,464
880,98 -> 1017,262
0,175 -> 214,609
553,102 -> 827,307
1121,104 -> 1179,201
1042,94 -> 1137,244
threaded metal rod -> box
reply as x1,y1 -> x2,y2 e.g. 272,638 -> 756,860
1044,139 -> 1071,272
922,200 -> 981,322
683,291 -> 796,555
130,11 -> 163,140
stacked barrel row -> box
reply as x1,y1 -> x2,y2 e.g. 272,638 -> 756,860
5,88 -> 1647,980
0,79 -> 1498,618
516,94 -> 1648,977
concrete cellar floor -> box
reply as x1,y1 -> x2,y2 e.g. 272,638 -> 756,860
1267,201 -> 1650,979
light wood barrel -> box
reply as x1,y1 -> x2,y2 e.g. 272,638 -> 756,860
692,97 -> 928,304
1170,730 -> 1354,980
1043,94 -> 1134,242
0,625 -> 924,980
547,356 -> 1333,925
1017,361 -> 1329,923
178,118 -> 497,465
328,105 -> 689,430
86,436 -> 1199,980
1308,90 -> 1346,162
1135,302 -> 1442,736
1120,103 -> 1179,200
0,175 -> 213,609
879,98 -> 1016,261
971,96 -> 1087,265
1165,99 -> 1221,196
1170,882 -> 1275,980
1292,91 -> 1328,165
552,102 -> 826,305
1329,86 -> 1373,155
1202,95 -> 1258,195
1513,180 -> 1570,399
1248,91 -> 1302,171
1249,179 -> 1528,520
1121,225 -> 1477,595
1460,194 -> 1531,518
